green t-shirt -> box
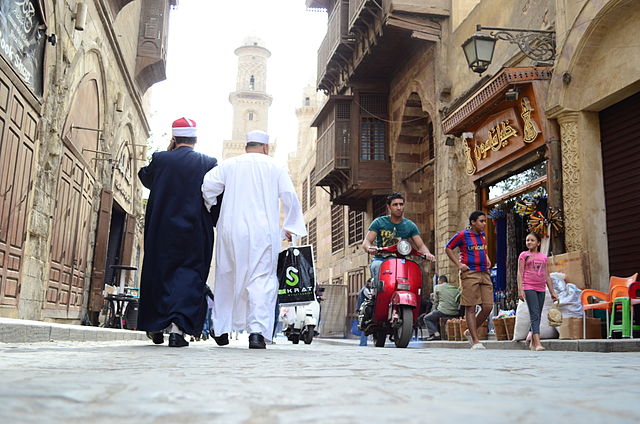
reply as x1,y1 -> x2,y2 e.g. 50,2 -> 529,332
434,283 -> 461,316
368,216 -> 420,258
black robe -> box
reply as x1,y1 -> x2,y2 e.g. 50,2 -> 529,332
137,146 -> 219,335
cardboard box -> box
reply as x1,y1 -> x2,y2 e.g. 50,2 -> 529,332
548,251 -> 590,289
558,317 -> 602,339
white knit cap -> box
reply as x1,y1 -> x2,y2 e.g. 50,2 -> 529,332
246,130 -> 269,144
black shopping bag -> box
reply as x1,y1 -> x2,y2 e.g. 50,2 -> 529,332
277,245 -> 316,305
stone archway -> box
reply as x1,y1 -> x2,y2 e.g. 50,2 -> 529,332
46,66 -> 104,315
394,92 -> 435,255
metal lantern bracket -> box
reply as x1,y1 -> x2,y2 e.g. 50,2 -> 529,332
476,25 -> 556,62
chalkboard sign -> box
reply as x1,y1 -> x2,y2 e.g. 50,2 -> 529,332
0,0 -> 45,96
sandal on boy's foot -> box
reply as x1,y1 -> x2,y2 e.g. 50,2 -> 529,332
534,345 -> 546,351
470,343 -> 486,349
463,329 -> 474,346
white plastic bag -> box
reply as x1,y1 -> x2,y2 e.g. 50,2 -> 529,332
513,290 -> 559,340
551,272 -> 583,317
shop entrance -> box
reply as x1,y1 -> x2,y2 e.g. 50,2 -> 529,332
482,161 -> 548,310
600,91 -> 640,278
104,203 -> 126,287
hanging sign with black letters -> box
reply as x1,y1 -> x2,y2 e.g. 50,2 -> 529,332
0,0 -> 46,96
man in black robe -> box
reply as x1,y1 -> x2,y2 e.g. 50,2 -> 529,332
137,117 -> 220,347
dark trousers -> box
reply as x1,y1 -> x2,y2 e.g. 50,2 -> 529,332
524,290 -> 546,334
424,309 -> 457,335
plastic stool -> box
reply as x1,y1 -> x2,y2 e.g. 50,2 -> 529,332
610,297 -> 632,338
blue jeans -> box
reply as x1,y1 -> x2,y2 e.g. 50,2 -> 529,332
370,258 -> 384,283
359,333 -> 368,346
524,290 -> 546,334
203,307 -> 212,335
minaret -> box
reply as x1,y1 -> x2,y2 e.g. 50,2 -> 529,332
222,37 -> 275,159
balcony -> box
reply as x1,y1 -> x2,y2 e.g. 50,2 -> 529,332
314,96 -> 353,188
317,0 -> 352,91
312,94 -> 392,211
317,0 -> 449,94
348,0 -> 367,31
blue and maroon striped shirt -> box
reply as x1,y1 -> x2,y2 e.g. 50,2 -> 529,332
445,229 -> 489,271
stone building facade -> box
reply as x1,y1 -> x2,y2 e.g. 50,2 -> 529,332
305,0 -> 640,325
288,85 -> 371,336
0,0 -> 173,323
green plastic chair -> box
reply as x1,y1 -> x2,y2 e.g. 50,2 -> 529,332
610,297 -> 632,338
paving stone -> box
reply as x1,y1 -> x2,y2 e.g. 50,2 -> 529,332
49,326 -> 71,341
0,336 -> 639,423
0,324 -> 27,343
28,325 -> 51,342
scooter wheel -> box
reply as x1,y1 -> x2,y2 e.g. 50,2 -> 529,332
291,334 -> 300,344
303,326 -> 315,344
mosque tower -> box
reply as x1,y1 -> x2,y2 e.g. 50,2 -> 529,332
222,37 -> 275,159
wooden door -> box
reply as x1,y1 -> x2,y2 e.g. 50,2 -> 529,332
0,69 -> 38,307
88,189 -> 113,312
46,148 -> 95,311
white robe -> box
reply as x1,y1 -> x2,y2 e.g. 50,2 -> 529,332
201,153 -> 306,339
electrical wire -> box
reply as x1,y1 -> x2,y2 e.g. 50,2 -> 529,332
354,98 -> 429,125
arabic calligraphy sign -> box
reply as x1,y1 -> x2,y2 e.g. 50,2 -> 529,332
473,120 -> 518,161
464,104 -> 544,177
0,0 -> 46,96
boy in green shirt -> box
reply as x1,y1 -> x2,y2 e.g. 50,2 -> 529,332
424,275 -> 460,340
361,192 -> 435,282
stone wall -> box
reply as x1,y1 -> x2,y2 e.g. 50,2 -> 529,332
3,0 -> 161,322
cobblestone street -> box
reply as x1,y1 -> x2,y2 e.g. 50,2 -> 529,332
1,335 -> 639,424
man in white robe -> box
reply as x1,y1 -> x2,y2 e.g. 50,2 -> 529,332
201,130 -> 306,349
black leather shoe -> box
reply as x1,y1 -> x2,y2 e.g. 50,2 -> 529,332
168,333 -> 189,347
248,333 -> 266,349
214,333 -> 229,346
146,332 -> 164,345
426,335 -> 441,341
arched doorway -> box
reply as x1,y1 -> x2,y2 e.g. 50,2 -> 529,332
46,73 -> 102,315
395,93 -> 435,289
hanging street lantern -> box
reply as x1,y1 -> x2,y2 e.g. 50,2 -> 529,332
461,31 -> 497,75
462,25 -> 556,75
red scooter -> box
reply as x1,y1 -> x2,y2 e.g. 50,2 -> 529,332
359,240 -> 426,348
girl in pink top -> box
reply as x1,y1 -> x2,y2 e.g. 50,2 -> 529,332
517,232 -> 558,351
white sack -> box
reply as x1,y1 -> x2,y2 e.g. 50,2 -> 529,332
513,289 -> 559,340
551,272 -> 583,317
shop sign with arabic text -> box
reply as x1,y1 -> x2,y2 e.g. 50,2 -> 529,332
0,0 -> 45,96
463,102 -> 543,177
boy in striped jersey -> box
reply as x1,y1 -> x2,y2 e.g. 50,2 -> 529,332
445,211 -> 493,349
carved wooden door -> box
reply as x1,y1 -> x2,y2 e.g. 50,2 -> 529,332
46,148 -> 95,311
88,189 -> 112,312
0,69 -> 38,307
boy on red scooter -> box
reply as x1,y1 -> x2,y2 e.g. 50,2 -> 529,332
361,192 -> 435,282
